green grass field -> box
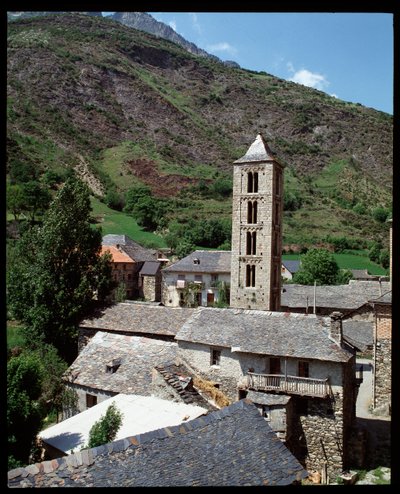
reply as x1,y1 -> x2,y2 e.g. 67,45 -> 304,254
283,252 -> 386,275
90,196 -> 167,248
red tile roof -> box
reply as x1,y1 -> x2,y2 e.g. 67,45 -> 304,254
101,245 -> 135,264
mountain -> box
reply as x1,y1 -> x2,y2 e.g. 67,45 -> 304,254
110,12 -> 220,62
7,13 -> 392,247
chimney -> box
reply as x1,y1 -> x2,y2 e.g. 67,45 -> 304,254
329,311 -> 343,346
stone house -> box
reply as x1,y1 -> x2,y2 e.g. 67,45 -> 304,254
100,245 -> 136,299
138,261 -> 162,302
162,250 -> 231,307
63,331 -> 178,415
281,279 -> 390,317
78,302 -> 195,351
102,234 -> 162,301
9,400 -> 307,487
175,306 -> 356,478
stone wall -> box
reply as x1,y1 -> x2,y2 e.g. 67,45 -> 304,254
140,274 -> 161,302
63,382 -> 117,416
374,339 -> 391,413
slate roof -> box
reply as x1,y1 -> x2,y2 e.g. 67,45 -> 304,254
281,280 -> 391,311
139,261 -> 160,276
79,303 -> 195,337
369,290 -> 392,305
9,400 -> 307,487
64,332 -> 178,395
234,133 -> 277,164
102,234 -> 157,262
39,394 -> 207,455
176,307 -> 352,363
163,249 -> 231,274
282,259 -> 301,274
342,320 -> 373,352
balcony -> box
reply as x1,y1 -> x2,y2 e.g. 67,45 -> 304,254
246,372 -> 330,398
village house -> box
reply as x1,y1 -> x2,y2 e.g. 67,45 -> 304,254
175,306 -> 356,478
78,302 -> 195,350
62,331 -> 179,415
281,259 -> 301,280
162,250 -> 231,307
8,400 -> 308,487
102,234 -> 164,301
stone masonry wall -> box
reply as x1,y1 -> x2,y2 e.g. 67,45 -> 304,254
230,163 -> 283,311
375,339 -> 391,413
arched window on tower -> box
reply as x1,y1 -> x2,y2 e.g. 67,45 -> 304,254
247,201 -> 258,224
247,172 -> 253,193
246,231 -> 257,255
246,265 -> 256,287
247,171 -> 259,193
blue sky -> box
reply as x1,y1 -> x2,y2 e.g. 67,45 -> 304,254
104,12 -> 393,115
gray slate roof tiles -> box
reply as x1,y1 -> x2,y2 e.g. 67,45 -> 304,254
79,303 -> 195,336
8,400 -> 307,487
163,249 -> 231,273
176,307 -> 352,362
282,259 -> 301,273
64,332 -> 178,395
234,133 -> 276,163
342,320 -> 374,352
281,280 -> 391,310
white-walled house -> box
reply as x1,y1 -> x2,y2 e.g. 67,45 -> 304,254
175,307 -> 356,479
162,250 -> 231,307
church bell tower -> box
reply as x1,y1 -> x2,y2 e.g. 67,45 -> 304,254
230,133 -> 284,311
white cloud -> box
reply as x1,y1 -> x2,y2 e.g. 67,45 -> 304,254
330,93 -> 338,99
168,20 -> 177,32
287,63 -> 330,91
189,13 -> 202,34
206,42 -> 237,56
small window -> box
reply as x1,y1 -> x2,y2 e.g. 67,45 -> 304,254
86,394 -> 97,408
298,361 -> 309,378
127,274 -> 132,281
106,358 -> 121,374
246,265 -> 256,287
194,275 -> 203,282
211,349 -> 221,366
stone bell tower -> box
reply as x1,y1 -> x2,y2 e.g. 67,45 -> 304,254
230,133 -> 284,311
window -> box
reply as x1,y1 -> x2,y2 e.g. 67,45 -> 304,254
247,201 -> 258,224
196,291 -> 202,306
211,274 -> 218,283
127,274 -> 132,281
246,232 -> 257,255
211,348 -> 221,366
247,171 -> 259,193
247,172 -> 253,193
194,275 -> 203,282
86,394 -> 97,408
246,265 -> 256,287
270,357 -> 281,374
298,361 -> 309,378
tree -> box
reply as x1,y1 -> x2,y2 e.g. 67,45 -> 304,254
7,351 -> 45,468
20,181 -> 52,221
7,177 -> 113,363
7,183 -> 26,221
293,248 -> 340,285
86,402 -> 123,448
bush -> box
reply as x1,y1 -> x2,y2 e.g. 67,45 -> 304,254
87,402 -> 123,449
379,249 -> 390,269
104,189 -> 125,211
372,207 -> 389,223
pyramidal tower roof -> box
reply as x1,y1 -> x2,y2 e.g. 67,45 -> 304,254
234,133 -> 276,164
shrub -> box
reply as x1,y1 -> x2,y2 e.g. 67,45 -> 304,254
87,402 -> 123,449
